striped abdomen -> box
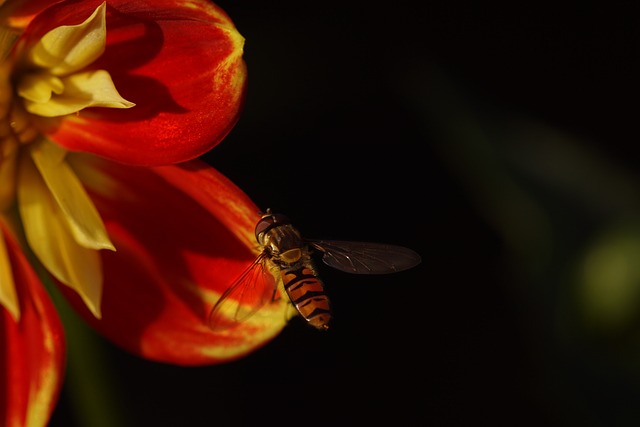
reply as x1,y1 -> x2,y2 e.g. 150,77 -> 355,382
281,264 -> 331,330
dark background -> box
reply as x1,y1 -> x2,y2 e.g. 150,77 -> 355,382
50,1 -> 638,426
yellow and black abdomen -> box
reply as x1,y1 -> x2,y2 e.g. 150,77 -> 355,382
281,264 -> 331,330
261,221 -> 331,330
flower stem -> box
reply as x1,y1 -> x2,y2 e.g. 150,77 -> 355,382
42,273 -> 131,427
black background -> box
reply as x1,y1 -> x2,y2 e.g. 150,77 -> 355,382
50,1 -> 637,426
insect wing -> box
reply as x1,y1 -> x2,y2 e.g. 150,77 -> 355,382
208,253 -> 277,331
309,240 -> 421,274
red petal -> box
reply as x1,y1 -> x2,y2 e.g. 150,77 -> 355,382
61,157 -> 286,365
0,0 -> 52,28
0,222 -> 65,427
21,0 -> 246,166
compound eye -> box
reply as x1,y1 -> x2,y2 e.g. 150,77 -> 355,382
254,212 -> 291,241
255,216 -> 275,240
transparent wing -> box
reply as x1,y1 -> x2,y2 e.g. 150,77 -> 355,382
207,253 -> 278,331
308,240 -> 421,274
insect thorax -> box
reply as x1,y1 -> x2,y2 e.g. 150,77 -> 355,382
262,224 -> 309,267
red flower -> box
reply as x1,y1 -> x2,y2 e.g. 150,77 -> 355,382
0,1 -> 287,425
63,156 -> 289,365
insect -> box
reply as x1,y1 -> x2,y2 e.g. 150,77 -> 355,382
208,209 -> 422,331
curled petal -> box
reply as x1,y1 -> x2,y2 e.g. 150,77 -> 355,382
27,1 -> 106,75
17,71 -> 64,103
62,157 -> 287,365
0,220 -> 65,427
21,0 -> 247,166
22,70 -> 135,117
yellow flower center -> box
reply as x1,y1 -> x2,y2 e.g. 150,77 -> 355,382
0,2 -> 135,320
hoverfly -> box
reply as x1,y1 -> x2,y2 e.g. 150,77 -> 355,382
207,209 -> 421,331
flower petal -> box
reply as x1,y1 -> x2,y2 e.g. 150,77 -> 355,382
22,69 -> 135,117
28,1 -> 106,75
17,147 -> 104,318
22,0 -> 247,166
0,25 -> 19,60
62,156 -> 288,365
29,139 -> 114,251
0,133 -> 18,212
0,220 -> 65,427
17,71 -> 64,104
0,221 -> 18,320
0,0 -> 55,29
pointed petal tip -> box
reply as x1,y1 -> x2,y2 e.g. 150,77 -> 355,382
84,297 -> 102,320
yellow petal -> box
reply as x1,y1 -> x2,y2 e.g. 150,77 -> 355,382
29,139 -> 115,251
17,71 -> 64,103
17,150 -> 103,318
28,2 -> 107,75
22,69 -> 135,117
0,224 -> 19,321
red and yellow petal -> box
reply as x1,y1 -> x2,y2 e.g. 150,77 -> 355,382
18,0 -> 246,166
61,156 -> 288,365
0,220 -> 65,427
